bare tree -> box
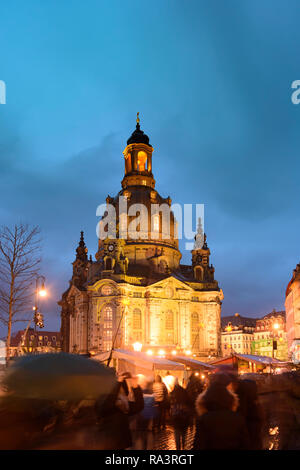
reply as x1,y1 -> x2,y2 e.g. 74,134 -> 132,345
0,224 -> 41,364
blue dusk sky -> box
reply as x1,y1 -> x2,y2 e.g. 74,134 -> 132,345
0,0 -> 300,334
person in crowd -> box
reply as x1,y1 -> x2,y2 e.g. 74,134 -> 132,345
193,372 -> 250,450
169,378 -> 191,450
229,375 -> 264,450
186,373 -> 204,407
135,380 -> 157,450
95,373 -> 144,449
153,375 -> 169,431
214,365 -> 264,450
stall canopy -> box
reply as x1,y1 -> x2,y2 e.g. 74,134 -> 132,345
93,349 -> 185,372
210,353 -> 289,367
167,355 -> 215,370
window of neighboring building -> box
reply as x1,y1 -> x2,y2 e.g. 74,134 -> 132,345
44,336 -> 48,341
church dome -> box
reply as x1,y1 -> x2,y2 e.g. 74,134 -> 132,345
127,113 -> 152,147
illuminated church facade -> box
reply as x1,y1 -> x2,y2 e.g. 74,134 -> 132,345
59,117 -> 223,359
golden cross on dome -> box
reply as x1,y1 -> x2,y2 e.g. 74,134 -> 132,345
136,112 -> 140,125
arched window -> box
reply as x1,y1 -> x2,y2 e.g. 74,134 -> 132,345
102,305 -> 113,351
165,311 -> 174,329
191,312 -> 201,351
132,308 -> 142,341
194,266 -> 203,281
137,151 -> 147,171
159,260 -> 168,273
133,308 -> 142,330
165,310 -> 174,345
105,257 -> 113,270
102,284 -> 113,296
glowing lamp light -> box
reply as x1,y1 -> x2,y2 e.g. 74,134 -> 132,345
195,372 -> 199,376
201,374 -> 205,379
39,289 -> 47,297
133,342 -> 142,352
158,349 -> 165,357
163,375 -> 176,392
171,350 -> 177,356
273,323 -> 279,330
122,298 -> 130,306
185,350 -> 192,356
146,349 -> 153,355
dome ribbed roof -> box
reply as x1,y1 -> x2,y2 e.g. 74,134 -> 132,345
127,121 -> 152,147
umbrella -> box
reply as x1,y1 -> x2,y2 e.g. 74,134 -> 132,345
1,353 -> 117,401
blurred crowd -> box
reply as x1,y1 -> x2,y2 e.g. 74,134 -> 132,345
0,357 -> 271,450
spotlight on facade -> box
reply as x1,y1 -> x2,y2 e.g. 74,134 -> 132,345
158,349 -> 165,357
273,323 -> 279,330
133,342 -> 142,352
122,298 -> 130,306
146,349 -> 153,355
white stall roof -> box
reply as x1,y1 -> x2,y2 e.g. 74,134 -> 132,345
93,349 -> 185,371
211,353 -> 288,366
168,355 -> 215,369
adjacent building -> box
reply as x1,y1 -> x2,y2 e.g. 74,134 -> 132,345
59,117 -> 223,359
285,263 -> 300,362
221,314 -> 256,356
10,328 -> 61,356
252,310 -> 288,360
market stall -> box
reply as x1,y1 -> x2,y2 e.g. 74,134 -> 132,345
210,353 -> 290,374
93,348 -> 185,382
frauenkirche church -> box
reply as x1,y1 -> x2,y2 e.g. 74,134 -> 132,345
59,116 -> 223,359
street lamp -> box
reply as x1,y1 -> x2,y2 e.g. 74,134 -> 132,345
34,276 -> 47,331
19,275 -> 47,354
133,341 -> 142,352
158,349 -> 165,357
